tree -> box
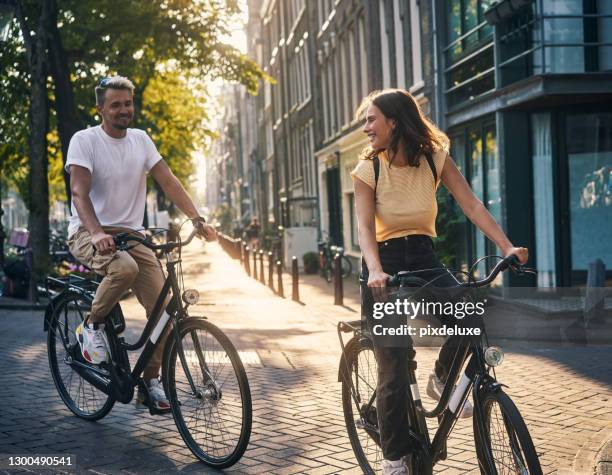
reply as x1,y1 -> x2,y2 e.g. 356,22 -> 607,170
48,0 -> 264,197
15,0 -> 53,278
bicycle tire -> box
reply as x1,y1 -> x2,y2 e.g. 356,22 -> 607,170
47,291 -> 115,420
474,389 -> 542,475
165,318 -> 252,468
341,337 -> 383,474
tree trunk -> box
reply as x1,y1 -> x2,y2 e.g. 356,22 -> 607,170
17,0 -> 52,281
47,0 -> 82,204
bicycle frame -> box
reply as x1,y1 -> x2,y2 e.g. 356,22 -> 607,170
338,321 -> 493,473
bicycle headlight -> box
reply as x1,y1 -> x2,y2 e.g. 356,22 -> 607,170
182,289 -> 200,305
484,346 -> 504,367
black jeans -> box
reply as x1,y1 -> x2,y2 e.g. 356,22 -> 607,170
360,235 -> 470,461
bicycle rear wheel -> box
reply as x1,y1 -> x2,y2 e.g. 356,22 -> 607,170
165,318 -> 252,468
341,337 -> 383,474
47,292 -> 115,420
474,389 -> 542,475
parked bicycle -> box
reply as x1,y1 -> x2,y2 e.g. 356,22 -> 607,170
44,226 -> 252,468
318,239 -> 352,283
338,254 -> 542,474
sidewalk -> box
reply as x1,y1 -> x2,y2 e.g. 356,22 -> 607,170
0,242 -> 610,474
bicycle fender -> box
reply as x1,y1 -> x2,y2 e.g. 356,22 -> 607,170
44,290 -> 80,332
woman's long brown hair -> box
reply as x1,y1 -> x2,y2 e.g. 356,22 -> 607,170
356,89 -> 449,167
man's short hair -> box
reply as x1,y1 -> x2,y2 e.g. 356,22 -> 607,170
95,76 -> 135,106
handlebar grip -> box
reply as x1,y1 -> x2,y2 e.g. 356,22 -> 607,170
387,275 -> 399,287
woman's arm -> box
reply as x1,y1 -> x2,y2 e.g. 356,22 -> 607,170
440,156 -> 528,264
354,178 -> 391,294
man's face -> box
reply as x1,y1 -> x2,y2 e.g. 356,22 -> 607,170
97,88 -> 134,130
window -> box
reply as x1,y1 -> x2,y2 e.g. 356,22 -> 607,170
349,193 -> 359,250
447,120 -> 498,276
444,0 -> 494,107
380,0 -> 391,88
393,0 -> 406,88
359,16 -> 368,97
341,35 -> 351,127
409,0 -> 423,87
322,64 -> 330,138
349,28 -> 359,116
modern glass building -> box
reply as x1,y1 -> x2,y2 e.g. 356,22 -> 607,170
437,0 -> 612,286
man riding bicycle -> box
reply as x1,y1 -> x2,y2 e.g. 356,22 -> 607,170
65,75 -> 216,413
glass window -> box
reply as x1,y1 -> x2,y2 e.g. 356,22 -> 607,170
468,126 -> 486,277
566,112 -> 612,271
349,193 -> 359,250
531,113 -> 557,287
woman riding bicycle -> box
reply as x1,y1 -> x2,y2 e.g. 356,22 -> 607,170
351,89 -> 528,474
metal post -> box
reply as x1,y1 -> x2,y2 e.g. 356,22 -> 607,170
240,240 -> 245,264
268,252 -> 274,291
253,248 -> 258,280
26,248 -> 38,303
259,250 -> 265,284
291,256 -> 299,302
276,260 -> 284,298
244,246 -> 251,276
333,253 -> 343,306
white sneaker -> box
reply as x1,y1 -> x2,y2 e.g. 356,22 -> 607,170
426,372 -> 473,418
137,378 -> 171,413
75,321 -> 110,364
381,458 -> 409,475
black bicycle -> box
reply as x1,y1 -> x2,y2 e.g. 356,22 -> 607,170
338,255 -> 542,474
318,239 -> 352,283
44,226 -> 252,469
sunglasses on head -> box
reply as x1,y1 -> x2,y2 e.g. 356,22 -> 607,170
98,77 -> 111,87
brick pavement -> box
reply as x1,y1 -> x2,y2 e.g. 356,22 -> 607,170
0,241 -> 611,474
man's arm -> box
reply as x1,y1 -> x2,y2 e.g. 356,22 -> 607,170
150,160 -> 216,241
70,165 -> 115,253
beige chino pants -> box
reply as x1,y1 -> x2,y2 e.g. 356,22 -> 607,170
68,226 -> 170,379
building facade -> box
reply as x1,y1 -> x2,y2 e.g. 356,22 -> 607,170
435,0 -> 612,286
211,0 -> 612,286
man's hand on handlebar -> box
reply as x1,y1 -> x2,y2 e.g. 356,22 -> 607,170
503,246 -> 528,265
91,231 -> 116,255
192,217 -> 217,242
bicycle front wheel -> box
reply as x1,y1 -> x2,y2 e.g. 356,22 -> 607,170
475,389 -> 542,475
165,318 -> 252,468
47,292 -> 115,420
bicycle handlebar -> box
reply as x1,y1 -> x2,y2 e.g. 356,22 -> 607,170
387,254 -> 536,288
113,227 -> 199,252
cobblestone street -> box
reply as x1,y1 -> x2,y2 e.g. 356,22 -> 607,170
1,242 -> 611,474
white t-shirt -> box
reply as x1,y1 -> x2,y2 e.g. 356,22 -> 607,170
65,125 -> 162,237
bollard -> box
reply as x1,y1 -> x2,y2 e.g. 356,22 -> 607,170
268,252 -> 274,291
244,246 -> 251,276
585,258 -> 606,326
333,253 -> 343,306
291,256 -> 299,302
276,260 -> 284,298
253,249 -> 258,280
259,250 -> 265,284
25,248 -> 38,303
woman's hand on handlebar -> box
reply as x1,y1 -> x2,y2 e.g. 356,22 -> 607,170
367,269 -> 391,302
503,246 -> 528,265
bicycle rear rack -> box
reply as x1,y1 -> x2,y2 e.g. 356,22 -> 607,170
45,274 -> 100,298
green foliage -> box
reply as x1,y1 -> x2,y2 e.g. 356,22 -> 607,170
302,252 -> 320,274
0,0 -> 265,205
435,187 -> 466,268
212,204 -> 233,234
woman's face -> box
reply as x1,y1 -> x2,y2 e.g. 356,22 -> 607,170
362,104 -> 394,150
